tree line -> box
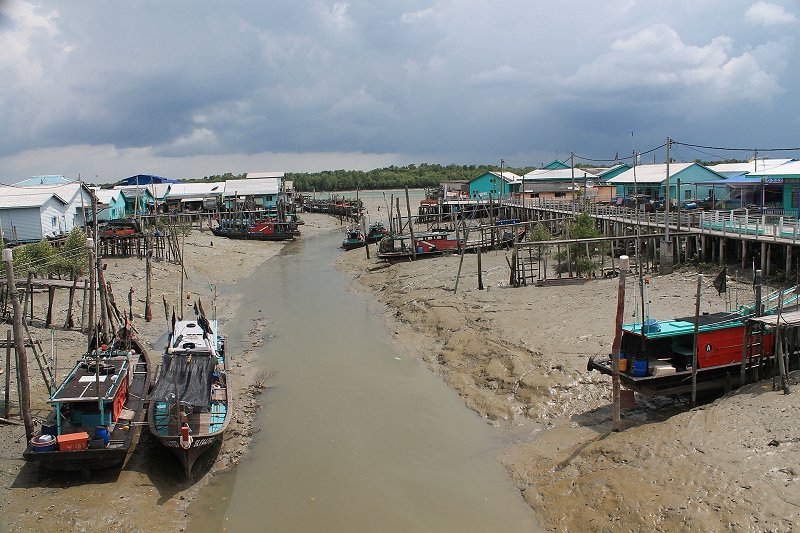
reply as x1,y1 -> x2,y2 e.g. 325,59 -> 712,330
192,164 -> 534,191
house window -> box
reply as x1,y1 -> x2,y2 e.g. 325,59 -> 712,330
793,189 -> 799,209
51,216 -> 57,227
554,192 -> 566,198
685,190 -> 691,200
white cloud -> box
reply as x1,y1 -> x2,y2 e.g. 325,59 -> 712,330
564,24 -> 784,103
745,1 -> 797,26
400,8 -> 435,24
319,1 -> 353,31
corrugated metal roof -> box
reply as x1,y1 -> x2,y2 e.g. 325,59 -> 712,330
488,171 -> 521,183
749,160 -> 800,176
522,168 -> 598,181
706,159 -> 793,174
607,162 -> 699,184
13,175 -> 73,186
92,188 -> 122,203
0,186 -> 56,208
0,183 -> 85,208
223,177 -> 280,196
245,171 -> 285,179
166,183 -> 223,199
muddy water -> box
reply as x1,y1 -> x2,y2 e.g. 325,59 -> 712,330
188,229 -> 542,532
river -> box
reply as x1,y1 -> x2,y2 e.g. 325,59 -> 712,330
187,222 -> 542,532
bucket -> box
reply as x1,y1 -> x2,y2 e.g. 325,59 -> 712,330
31,435 -> 57,452
618,358 -> 628,372
95,426 -> 110,447
632,359 -> 648,377
417,246 -> 424,254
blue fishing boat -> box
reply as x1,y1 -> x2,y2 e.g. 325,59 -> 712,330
147,307 -> 230,477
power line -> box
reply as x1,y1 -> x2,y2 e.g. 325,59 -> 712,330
672,140 -> 800,152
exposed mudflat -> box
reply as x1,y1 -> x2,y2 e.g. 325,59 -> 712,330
0,213 -> 339,532
336,234 -> 800,532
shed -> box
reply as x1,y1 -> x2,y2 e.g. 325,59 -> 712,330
92,188 -> 126,221
748,160 -> 800,214
468,171 -> 521,199
0,183 -> 93,243
223,176 -> 282,208
607,162 -> 724,202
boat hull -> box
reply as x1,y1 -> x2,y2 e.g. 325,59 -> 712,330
23,338 -> 151,472
211,227 -> 297,241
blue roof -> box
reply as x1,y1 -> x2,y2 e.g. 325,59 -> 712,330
116,174 -> 181,186
13,175 -> 73,186
707,176 -> 764,185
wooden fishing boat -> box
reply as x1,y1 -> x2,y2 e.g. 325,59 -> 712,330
587,286 -> 799,396
212,217 -> 299,241
377,224 -> 526,260
366,222 -> 389,244
147,313 -> 231,477
23,328 -> 151,474
341,226 -> 365,250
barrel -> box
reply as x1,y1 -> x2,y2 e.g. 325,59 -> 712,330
30,435 -> 57,452
95,425 -> 110,446
632,359 -> 648,377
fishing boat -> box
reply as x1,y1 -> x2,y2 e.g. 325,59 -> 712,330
366,222 -> 389,243
341,226 -> 365,250
23,327 -> 151,474
212,217 -> 299,241
147,308 -> 231,477
377,230 -> 464,260
377,224 -> 526,260
587,285 -> 799,396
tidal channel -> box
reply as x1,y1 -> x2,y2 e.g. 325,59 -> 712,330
188,228 -> 542,532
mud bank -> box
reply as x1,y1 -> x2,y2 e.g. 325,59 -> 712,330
336,245 -> 800,532
0,213 -> 339,532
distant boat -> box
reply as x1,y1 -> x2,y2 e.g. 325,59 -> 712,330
376,225 -> 525,260
365,222 -> 389,243
23,327 -> 151,475
341,226 -> 365,250
212,217 -> 299,241
147,311 -> 231,477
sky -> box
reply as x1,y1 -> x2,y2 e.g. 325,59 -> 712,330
1,0 -> 799,183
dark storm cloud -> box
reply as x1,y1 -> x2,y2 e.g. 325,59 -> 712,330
1,0 -> 799,175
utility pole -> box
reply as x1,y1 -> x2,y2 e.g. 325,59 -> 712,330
2,248 -> 34,440
660,136 -> 674,274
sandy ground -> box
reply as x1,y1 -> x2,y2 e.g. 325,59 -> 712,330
336,240 -> 800,532
0,213 -> 339,532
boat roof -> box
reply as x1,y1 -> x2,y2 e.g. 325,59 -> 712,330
50,357 -> 129,403
169,318 -> 219,353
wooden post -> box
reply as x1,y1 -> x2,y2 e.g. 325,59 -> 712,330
611,255 -> 629,432
45,285 -> 56,328
691,274 -> 703,407
477,245 -> 484,290
4,330 -> 10,419
405,187 -> 416,260
145,249 -> 153,321
774,296 -> 790,394
3,248 -> 34,440
454,221 -> 467,293
80,279 -> 88,333
87,239 -> 96,346
64,277 -> 77,329
96,254 -> 110,342
361,217 -> 371,260
21,272 -> 32,326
